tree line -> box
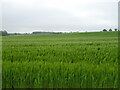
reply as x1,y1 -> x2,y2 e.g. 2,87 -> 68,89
0,29 -> 119,36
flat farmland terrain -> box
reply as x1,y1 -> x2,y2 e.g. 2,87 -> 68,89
2,31 -> 118,88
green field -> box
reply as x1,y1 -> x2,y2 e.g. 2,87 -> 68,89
2,31 -> 118,88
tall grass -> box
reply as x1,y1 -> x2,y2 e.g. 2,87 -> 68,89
2,31 -> 118,88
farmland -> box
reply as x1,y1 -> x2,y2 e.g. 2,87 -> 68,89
2,31 -> 118,88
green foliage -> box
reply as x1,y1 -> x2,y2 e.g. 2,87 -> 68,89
2,31 -> 118,88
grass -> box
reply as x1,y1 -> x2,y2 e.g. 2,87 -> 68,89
2,31 -> 118,88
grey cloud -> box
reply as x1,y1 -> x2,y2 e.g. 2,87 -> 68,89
2,1 -> 118,32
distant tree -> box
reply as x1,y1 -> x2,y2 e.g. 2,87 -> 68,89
70,31 -> 72,33
109,29 -> 112,31
0,31 -> 2,36
0,30 -> 8,36
115,28 -> 117,31
103,29 -> 107,32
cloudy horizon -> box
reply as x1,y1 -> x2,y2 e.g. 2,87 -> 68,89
2,0 -> 119,33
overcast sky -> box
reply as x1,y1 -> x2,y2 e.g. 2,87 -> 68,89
2,0 -> 119,33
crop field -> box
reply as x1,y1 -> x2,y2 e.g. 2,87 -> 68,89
2,31 -> 118,88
